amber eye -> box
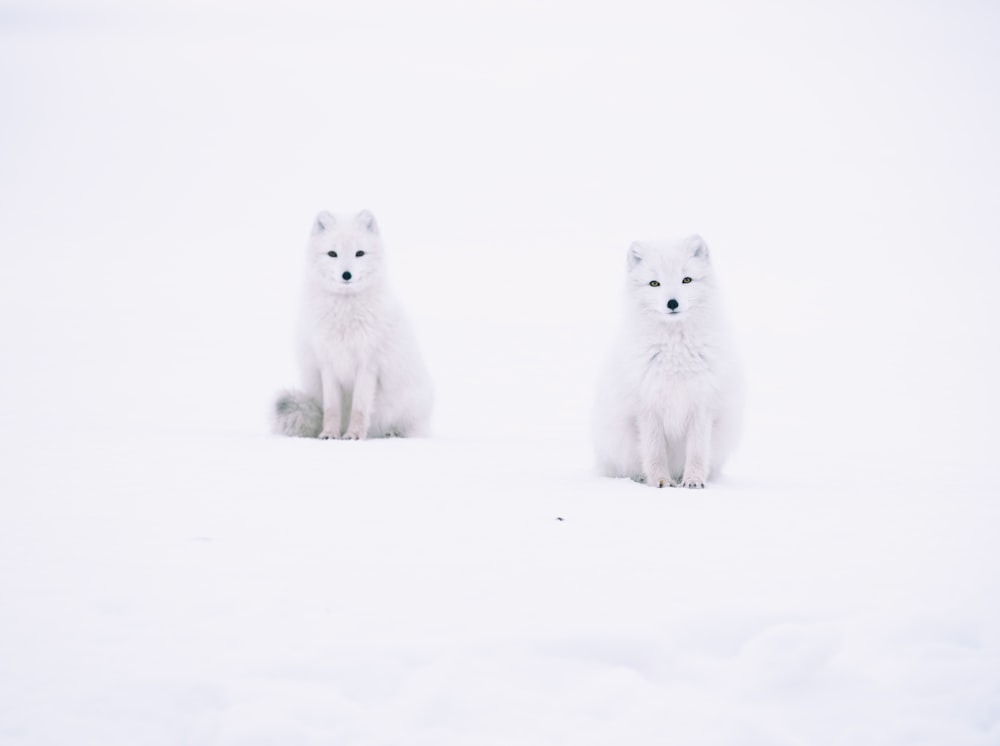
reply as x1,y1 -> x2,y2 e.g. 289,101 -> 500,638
682,277 -> 692,284
327,251 -> 338,258
649,280 -> 660,287
355,250 -> 365,257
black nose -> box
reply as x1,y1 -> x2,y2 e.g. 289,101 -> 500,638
667,298 -> 679,310
342,271 -> 352,281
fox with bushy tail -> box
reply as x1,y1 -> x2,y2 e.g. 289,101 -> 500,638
273,210 -> 433,439
593,235 -> 742,488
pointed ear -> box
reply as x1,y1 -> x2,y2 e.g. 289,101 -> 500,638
313,211 -> 335,234
355,209 -> 379,235
627,242 -> 644,268
688,234 -> 709,260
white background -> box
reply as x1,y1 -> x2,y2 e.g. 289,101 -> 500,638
2,1 -> 999,743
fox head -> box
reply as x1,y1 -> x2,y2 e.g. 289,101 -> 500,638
307,209 -> 385,294
625,235 -> 715,322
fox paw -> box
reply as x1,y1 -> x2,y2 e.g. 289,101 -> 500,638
679,477 -> 706,489
341,430 -> 366,441
318,430 -> 340,440
645,474 -> 674,489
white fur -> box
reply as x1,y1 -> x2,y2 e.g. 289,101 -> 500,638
273,210 -> 433,439
593,235 -> 742,488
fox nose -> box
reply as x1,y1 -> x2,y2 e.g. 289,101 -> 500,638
667,298 -> 679,310
342,271 -> 352,281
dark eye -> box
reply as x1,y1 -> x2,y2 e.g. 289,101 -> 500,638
682,277 -> 692,284
649,280 -> 660,287
355,250 -> 365,258
327,251 -> 337,258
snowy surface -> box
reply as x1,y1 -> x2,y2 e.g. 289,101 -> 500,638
2,1 -> 1000,744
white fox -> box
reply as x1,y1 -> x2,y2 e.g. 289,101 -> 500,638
272,210 -> 433,440
593,235 -> 742,488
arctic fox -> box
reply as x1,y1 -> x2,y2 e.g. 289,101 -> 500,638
272,210 -> 433,439
593,235 -> 742,488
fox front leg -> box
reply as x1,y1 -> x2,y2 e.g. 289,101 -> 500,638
318,368 -> 343,440
680,411 -> 712,488
638,411 -> 672,488
342,365 -> 377,440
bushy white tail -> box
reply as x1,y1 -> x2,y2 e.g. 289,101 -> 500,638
272,390 -> 322,438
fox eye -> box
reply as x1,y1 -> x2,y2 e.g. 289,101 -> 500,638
355,250 -> 365,258
649,280 -> 660,287
327,251 -> 337,258
682,277 -> 692,284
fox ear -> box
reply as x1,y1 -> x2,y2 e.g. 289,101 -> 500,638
313,211 -> 335,234
356,209 -> 379,235
689,234 -> 709,260
627,242 -> 644,268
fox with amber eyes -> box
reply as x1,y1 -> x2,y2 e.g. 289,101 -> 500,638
593,235 -> 742,488
272,210 -> 433,440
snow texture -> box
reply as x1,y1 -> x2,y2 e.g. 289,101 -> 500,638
2,1 -> 1000,744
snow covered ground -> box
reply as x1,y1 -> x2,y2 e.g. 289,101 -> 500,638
2,1 -> 1000,743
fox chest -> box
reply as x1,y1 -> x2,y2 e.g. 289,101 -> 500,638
309,322 -> 380,382
635,345 -> 716,422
